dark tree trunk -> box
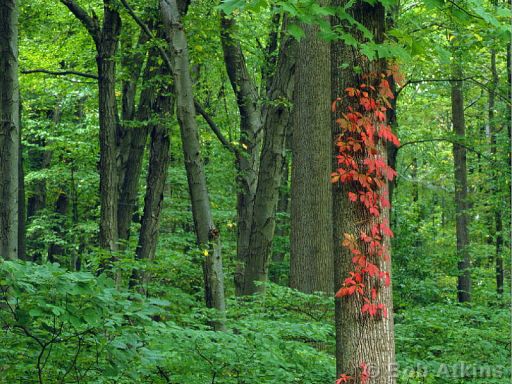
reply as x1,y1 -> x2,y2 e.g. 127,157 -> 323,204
97,24 -> 122,255
48,192 -> 69,263
131,90 -> 174,291
450,61 -> 471,303
488,47 -> 503,297
18,106 -> 26,260
0,0 -> 19,260
117,32 -> 150,244
271,155 -> 290,265
220,12 -> 262,294
289,7 -> 333,294
332,1 -> 396,380
26,140 -> 48,219
160,0 -> 226,330
240,21 -> 297,295
27,107 -> 59,219
61,0 -> 122,259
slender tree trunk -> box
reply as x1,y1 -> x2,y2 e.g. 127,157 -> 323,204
450,61 -> 471,303
240,21 -> 297,295
220,13 -> 262,294
118,49 -> 162,244
18,105 -> 26,260
97,31 -> 121,255
488,47 -> 504,296
27,107 -> 59,219
332,1 -> 396,380
271,155 -> 290,265
117,32 -> 150,243
48,192 -> 69,263
0,0 -> 19,260
290,8 -> 333,294
160,0 -> 226,330
131,90 -> 173,291
385,2 -> 400,207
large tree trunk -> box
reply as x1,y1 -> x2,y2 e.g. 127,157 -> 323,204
239,21 -> 297,295
61,0 -> 122,259
160,0 -> 226,330
332,1 -> 396,381
0,0 -> 20,260
450,61 -> 471,303
96,8 -> 122,255
220,13 -> 262,294
289,8 -> 333,294
131,89 -> 173,291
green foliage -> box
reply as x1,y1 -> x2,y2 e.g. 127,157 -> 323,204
0,261 -> 335,383
8,0 -> 512,383
396,304 -> 511,383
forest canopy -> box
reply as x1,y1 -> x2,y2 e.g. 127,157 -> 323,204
0,0 -> 510,383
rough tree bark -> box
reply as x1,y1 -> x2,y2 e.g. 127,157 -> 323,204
239,19 -> 298,295
131,85 -> 174,291
289,6 -> 334,294
118,45 -> 163,245
0,0 -> 20,260
117,31 -> 150,244
271,155 -> 290,266
450,59 -> 471,303
332,1 -> 396,380
160,0 -> 226,330
61,0 -> 122,256
220,12 -> 262,294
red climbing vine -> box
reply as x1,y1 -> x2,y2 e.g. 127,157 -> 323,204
332,65 -> 402,384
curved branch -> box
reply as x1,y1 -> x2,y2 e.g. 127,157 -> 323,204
60,0 -> 100,43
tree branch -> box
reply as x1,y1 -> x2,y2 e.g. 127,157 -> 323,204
396,77 -> 473,97
446,0 -> 484,20
398,138 -> 493,161
60,0 -> 100,43
21,69 -> 99,80
120,0 -> 235,158
194,101 -> 241,158
397,77 -> 511,105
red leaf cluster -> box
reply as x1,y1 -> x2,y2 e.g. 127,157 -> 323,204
332,70 -> 400,318
332,68 -> 402,384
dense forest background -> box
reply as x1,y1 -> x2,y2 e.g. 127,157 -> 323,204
0,0 -> 510,383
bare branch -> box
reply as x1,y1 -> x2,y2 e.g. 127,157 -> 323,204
21,69 -> 99,80
194,101 -> 241,158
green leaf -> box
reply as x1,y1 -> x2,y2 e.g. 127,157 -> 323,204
287,24 -> 305,41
